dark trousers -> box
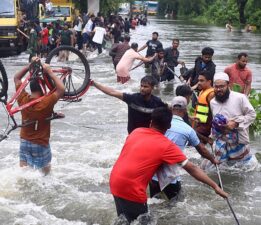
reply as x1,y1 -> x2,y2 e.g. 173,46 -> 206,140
149,179 -> 181,200
113,196 -> 148,223
76,31 -> 83,50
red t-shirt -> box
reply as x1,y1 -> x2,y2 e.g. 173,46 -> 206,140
224,63 -> 252,93
41,28 -> 49,45
110,128 -> 187,203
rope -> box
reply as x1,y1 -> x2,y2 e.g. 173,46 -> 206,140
210,145 -> 241,225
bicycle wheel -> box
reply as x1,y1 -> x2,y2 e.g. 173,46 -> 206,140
45,45 -> 90,98
0,60 -> 8,99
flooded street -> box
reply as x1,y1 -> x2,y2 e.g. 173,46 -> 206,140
0,18 -> 261,225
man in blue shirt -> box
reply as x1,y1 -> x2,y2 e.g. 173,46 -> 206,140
149,96 -> 218,200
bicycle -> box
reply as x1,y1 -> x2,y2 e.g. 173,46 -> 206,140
0,60 -> 8,102
0,46 -> 91,142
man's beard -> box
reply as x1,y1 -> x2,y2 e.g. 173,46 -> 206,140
215,89 -> 230,103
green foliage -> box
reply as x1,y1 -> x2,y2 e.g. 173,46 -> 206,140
158,0 -> 260,30
248,90 -> 261,133
232,85 -> 261,133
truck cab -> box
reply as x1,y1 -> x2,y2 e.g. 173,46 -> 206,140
0,0 -> 22,53
39,0 -> 75,26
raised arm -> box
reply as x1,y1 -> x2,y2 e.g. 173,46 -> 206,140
43,64 -> 65,98
14,65 -> 29,86
91,80 -> 123,100
137,44 -> 147,52
183,161 -> 228,198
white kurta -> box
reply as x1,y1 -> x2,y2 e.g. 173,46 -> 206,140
210,91 -> 256,144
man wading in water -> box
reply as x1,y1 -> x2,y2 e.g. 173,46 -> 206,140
91,76 -> 167,134
110,107 -> 228,223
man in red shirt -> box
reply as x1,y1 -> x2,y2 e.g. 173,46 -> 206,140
41,22 -> 49,58
110,107 -> 228,223
224,52 -> 252,95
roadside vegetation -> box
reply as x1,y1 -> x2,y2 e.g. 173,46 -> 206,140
158,0 -> 261,30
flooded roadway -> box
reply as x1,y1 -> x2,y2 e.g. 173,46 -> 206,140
0,18 -> 261,225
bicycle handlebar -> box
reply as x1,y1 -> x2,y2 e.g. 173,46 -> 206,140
29,60 -> 43,80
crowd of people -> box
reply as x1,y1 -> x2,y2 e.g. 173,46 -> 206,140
23,10 -> 148,61
11,9 -> 258,224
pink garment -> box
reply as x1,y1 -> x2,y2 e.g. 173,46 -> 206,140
224,63 -> 252,93
116,49 -> 142,84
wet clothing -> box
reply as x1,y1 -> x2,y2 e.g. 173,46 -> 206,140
209,91 -> 256,167
116,49 -> 143,84
224,63 -> 252,93
151,56 -> 165,82
17,84 -> 58,146
110,127 -> 187,203
20,139 -> 52,168
149,179 -> 181,200
113,196 -> 148,223
190,57 -> 216,87
122,93 -> 167,133
162,47 -> 180,81
151,115 -> 199,197
145,40 -> 163,57
110,42 -> 130,68
210,91 -> 255,144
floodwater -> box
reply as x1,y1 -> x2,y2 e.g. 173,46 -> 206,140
0,18 -> 261,225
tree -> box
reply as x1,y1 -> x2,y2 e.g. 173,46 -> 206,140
236,0 -> 248,24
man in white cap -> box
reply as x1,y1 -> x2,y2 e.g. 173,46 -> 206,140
149,96 -> 218,200
205,72 -> 257,169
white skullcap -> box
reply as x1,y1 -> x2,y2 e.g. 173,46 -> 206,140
213,72 -> 229,82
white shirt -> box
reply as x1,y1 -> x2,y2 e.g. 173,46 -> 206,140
210,91 -> 256,144
75,20 -> 82,32
92,27 -> 106,44
83,19 -> 93,34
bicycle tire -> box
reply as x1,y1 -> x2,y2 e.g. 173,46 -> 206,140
45,45 -> 90,98
0,60 -> 8,99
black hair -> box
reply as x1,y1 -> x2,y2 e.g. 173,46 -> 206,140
30,79 -> 43,95
175,84 -> 192,97
124,35 -> 130,42
198,70 -> 212,81
151,107 -> 172,131
152,32 -> 159,36
237,52 -> 248,59
43,22 -> 47,28
157,48 -> 165,53
131,42 -> 138,49
141,75 -> 157,87
201,47 -> 214,56
173,38 -> 179,43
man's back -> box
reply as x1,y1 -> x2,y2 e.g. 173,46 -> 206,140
17,89 -> 58,146
165,115 -> 200,150
110,128 -> 186,203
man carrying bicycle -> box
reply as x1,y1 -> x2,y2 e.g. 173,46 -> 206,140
14,58 -> 65,175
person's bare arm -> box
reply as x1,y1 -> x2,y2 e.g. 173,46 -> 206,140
244,80 -> 251,96
195,143 -> 218,164
43,64 -> 65,98
137,44 -> 147,52
183,161 -> 228,198
91,80 -> 123,100
14,65 -> 30,86
207,91 -> 215,103
137,53 -> 156,63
